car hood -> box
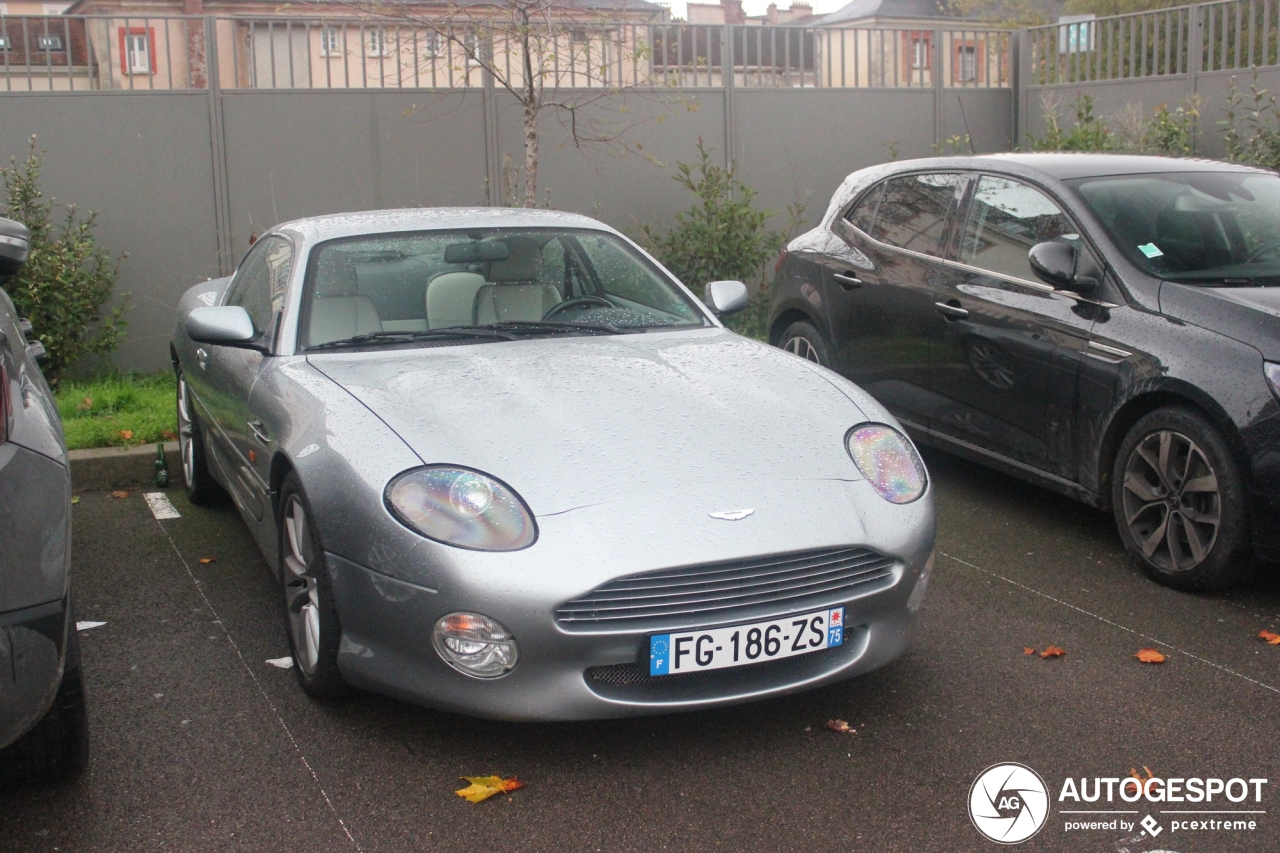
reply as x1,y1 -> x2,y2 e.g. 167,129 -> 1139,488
1160,282 -> 1280,360
308,329 -> 871,514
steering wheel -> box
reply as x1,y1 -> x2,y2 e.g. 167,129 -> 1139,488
1245,239 -> 1280,264
543,296 -> 613,320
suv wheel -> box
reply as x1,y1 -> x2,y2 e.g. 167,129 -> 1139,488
779,320 -> 832,367
1111,406 -> 1252,591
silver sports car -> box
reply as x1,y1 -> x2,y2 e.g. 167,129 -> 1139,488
171,208 -> 935,721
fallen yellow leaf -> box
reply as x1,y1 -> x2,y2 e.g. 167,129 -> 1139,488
199,557 -> 216,564
110,490 -> 128,499
119,430 -> 134,440
1023,647 -> 1036,655
455,775 -> 524,803
1135,648 -> 1166,664
1259,629 -> 1280,645
77,396 -> 92,411
1040,645 -> 1066,659
70,496 -> 80,505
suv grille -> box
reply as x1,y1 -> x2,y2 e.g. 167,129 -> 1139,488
555,547 -> 895,630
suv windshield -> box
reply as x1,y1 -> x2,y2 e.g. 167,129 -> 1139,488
1068,171 -> 1280,285
300,228 -> 708,350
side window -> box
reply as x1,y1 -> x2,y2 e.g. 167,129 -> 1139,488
227,236 -> 292,337
961,176 -> 1075,283
871,173 -> 967,256
844,183 -> 884,234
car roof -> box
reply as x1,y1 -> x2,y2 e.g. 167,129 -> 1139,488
880,153 -> 1273,181
277,207 -> 620,243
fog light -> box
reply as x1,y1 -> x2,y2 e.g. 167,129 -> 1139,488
907,550 -> 935,613
433,612 -> 518,678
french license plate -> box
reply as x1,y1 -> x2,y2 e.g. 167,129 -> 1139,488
648,606 -> 844,676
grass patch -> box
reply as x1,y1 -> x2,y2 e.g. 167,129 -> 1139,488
55,372 -> 176,451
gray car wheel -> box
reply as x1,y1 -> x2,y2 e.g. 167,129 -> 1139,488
176,368 -> 222,505
1111,406 -> 1251,591
779,320 -> 831,367
279,473 -> 349,698
0,615 -> 89,789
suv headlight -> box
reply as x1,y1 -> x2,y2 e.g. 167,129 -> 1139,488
846,424 -> 928,504
1267,362 -> 1280,402
385,466 -> 537,551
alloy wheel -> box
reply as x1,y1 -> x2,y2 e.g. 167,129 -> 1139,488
283,496 -> 322,675
784,336 -> 820,363
177,375 -> 195,488
1121,429 -> 1221,573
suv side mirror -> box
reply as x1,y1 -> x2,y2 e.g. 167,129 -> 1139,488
704,280 -> 749,316
1029,241 -> 1100,295
187,306 -> 262,348
0,217 -> 31,287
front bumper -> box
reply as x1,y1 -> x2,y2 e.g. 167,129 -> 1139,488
327,478 -> 935,721
0,596 -> 69,750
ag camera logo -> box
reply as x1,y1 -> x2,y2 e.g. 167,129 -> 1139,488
969,763 -> 1050,844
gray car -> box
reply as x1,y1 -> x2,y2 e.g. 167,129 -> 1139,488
0,216 -> 88,785
171,208 -> 935,721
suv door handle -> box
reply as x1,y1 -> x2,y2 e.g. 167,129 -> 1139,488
832,272 -> 863,290
248,419 -> 270,445
934,301 -> 969,320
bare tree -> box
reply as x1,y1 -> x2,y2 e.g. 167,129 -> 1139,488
350,0 -> 674,207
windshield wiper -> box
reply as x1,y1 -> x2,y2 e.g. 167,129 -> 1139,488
481,320 -> 628,336
306,328 -> 517,351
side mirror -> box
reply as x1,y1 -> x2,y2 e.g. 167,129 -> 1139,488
187,306 -> 261,348
0,217 -> 31,287
1028,241 -> 1100,295
704,280 -> 749,316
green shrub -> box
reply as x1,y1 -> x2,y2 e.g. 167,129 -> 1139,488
1028,94 -> 1117,151
1027,92 -> 1201,157
1,136 -> 127,385
641,139 -> 798,341
1222,73 -> 1280,170
1144,97 -> 1200,155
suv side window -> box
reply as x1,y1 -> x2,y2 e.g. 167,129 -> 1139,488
870,173 -> 968,256
226,236 -> 293,338
961,176 -> 1075,282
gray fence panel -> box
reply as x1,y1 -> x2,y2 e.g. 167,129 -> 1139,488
1193,67 -> 1280,158
218,90 -> 490,257
0,93 -> 220,372
942,89 -> 1013,152
732,89 -> 936,228
1021,77 -> 1191,146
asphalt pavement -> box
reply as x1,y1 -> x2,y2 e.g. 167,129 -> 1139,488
2,449 -> 1278,853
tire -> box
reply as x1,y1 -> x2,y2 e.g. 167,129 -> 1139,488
1111,406 -> 1252,591
278,473 -> 349,699
0,618 -> 90,789
778,320 -> 832,367
176,367 -> 223,505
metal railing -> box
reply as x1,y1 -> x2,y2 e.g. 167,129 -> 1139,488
1028,0 -> 1280,86
0,15 -> 1013,92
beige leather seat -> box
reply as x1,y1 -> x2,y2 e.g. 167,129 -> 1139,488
426,271 -> 487,329
307,255 -> 383,346
473,236 -> 561,324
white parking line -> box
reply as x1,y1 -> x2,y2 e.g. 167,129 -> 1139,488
143,492 -> 181,520
941,552 -> 1280,696
76,621 -> 106,631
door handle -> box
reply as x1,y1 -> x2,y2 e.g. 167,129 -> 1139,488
195,347 -> 209,371
248,419 -> 270,445
832,272 -> 863,290
934,301 -> 969,320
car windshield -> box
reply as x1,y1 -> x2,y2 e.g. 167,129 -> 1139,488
299,228 -> 708,350
1068,171 -> 1280,285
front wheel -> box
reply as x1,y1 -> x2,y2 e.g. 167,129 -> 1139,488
176,367 -> 222,505
1111,406 -> 1252,591
778,320 -> 832,367
278,473 -> 349,698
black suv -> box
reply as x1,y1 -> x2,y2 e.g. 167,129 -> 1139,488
770,154 -> 1280,590
0,215 -> 88,786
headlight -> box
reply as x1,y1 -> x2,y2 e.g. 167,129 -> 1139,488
1267,362 -> 1280,402
385,466 -> 537,551
846,424 -> 927,504
433,612 -> 518,678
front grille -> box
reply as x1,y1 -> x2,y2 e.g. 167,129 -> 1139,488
555,547 -> 895,630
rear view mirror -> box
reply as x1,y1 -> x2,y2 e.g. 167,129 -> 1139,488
444,241 -> 510,264
187,306 -> 259,347
0,217 -> 31,286
704,280 -> 749,316
1028,241 -> 1099,295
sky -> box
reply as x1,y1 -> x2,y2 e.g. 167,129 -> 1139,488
663,0 -> 852,21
